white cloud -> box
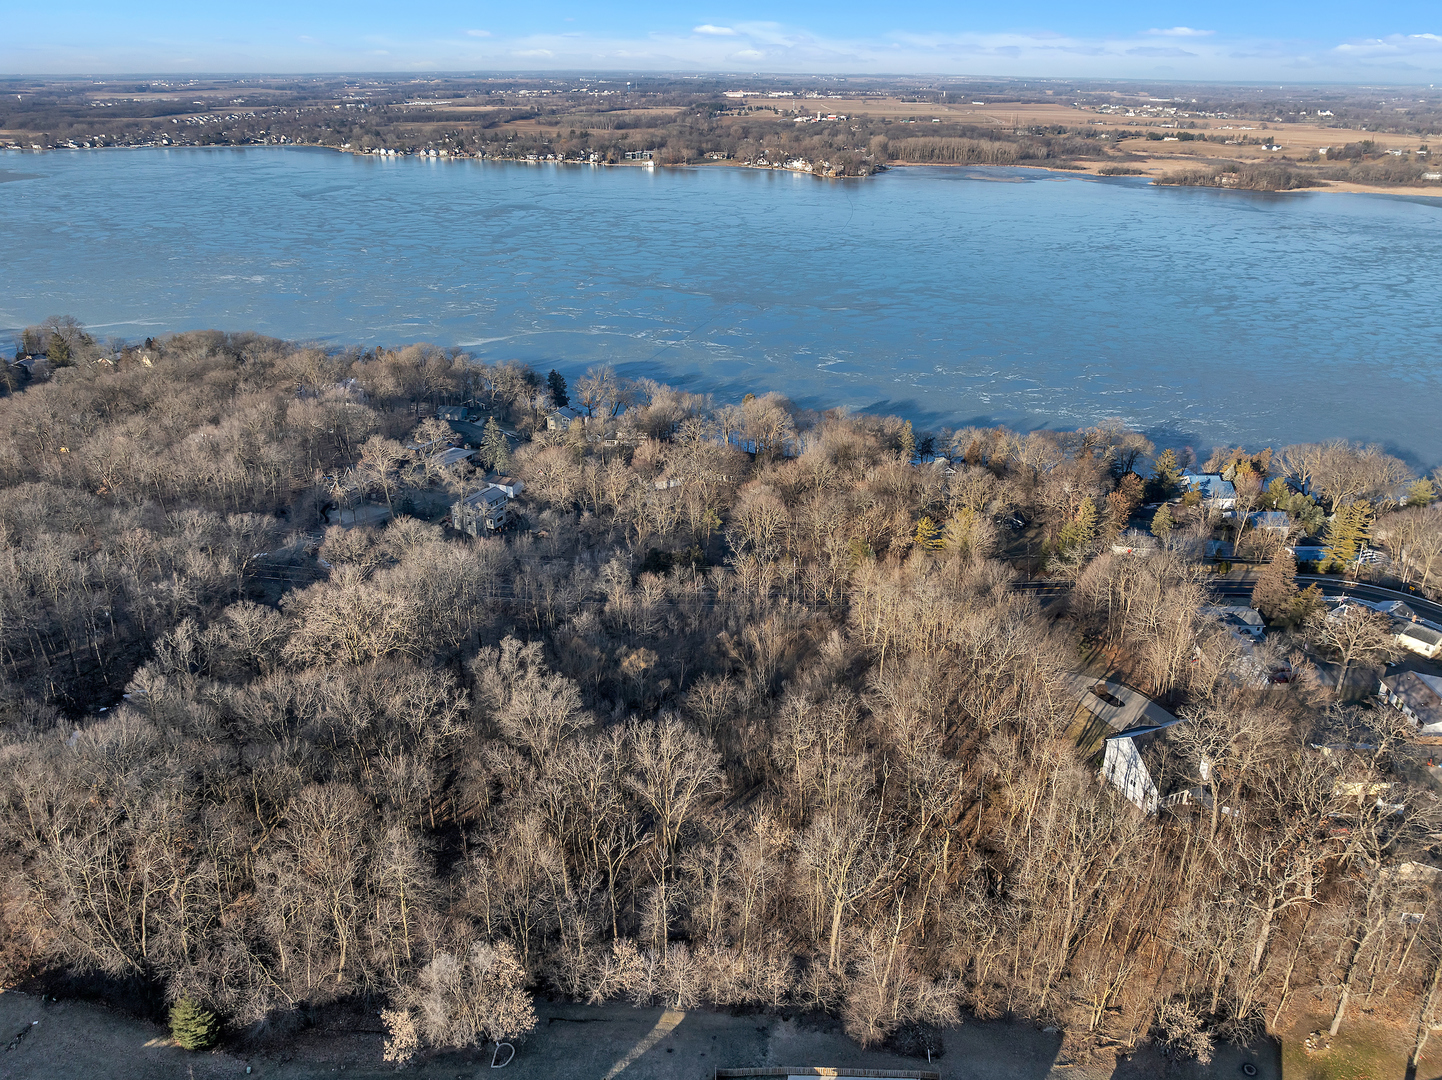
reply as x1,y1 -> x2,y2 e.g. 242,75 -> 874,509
1334,32 -> 1442,57
7,17 -> 1442,81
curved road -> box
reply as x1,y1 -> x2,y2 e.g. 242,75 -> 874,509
1015,574 -> 1442,625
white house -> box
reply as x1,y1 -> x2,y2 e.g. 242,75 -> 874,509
488,475 -> 525,498
1395,622 -> 1442,660
1101,716 -> 1188,813
1379,671 -> 1442,734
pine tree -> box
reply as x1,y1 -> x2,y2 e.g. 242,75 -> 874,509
1151,502 -> 1175,538
170,998 -> 220,1050
1322,501 -> 1374,571
913,515 -> 943,552
1147,448 -> 1182,503
1407,478 -> 1437,507
1058,499 -> 1099,552
481,416 -> 510,472
899,421 -> 915,463
46,334 -> 72,367
546,369 -> 569,408
1251,549 -> 1299,624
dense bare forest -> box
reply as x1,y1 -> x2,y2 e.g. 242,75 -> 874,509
3,327 -> 1442,1066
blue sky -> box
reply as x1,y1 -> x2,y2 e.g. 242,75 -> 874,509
6,0 -> 1441,81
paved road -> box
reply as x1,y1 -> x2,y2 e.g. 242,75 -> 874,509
1016,574 -> 1442,625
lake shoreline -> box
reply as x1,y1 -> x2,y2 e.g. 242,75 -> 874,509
9,142 -> 1441,198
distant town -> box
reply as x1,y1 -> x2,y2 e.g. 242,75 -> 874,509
3,73 -> 1440,190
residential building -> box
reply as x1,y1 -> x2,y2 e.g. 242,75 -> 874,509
1249,511 -> 1292,533
1100,716 -> 1190,813
431,446 -> 475,469
547,406 -> 582,431
1204,604 -> 1266,640
1395,622 -> 1442,660
1380,671 -> 1442,733
451,486 -> 510,536
489,475 -> 525,498
435,405 -> 469,421
1182,473 -> 1237,509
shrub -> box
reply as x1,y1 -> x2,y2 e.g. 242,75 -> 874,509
169,998 -> 221,1050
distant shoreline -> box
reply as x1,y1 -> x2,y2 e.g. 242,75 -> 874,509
9,142 -> 1441,198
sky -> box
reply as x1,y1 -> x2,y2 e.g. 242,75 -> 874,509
5,0 -> 1442,82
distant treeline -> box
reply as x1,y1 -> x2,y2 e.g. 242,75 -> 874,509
1155,165 -> 1323,191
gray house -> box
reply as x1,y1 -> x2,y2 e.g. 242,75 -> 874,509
452,486 -> 511,536
546,406 -> 582,431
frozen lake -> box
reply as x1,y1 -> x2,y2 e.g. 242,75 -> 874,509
3,147 -> 1439,464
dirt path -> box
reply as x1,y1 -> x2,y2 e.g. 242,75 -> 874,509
0,991 -> 1277,1080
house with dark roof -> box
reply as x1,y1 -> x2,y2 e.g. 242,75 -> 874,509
1380,671 -> 1442,734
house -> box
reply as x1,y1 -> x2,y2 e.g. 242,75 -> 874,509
1380,671 -> 1442,734
1395,622 -> 1442,660
435,405 -> 469,422
1250,511 -> 1292,533
1205,604 -> 1266,640
1182,473 -> 1237,509
1101,716 -> 1190,813
547,406 -> 582,431
451,486 -> 511,536
1288,538 -> 1328,563
431,446 -> 475,469
488,475 -> 525,498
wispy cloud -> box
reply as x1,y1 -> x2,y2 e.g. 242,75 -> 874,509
8,17 -> 1442,81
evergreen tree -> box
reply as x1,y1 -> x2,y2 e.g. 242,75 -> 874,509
1322,501 -> 1374,571
1251,549 -> 1300,624
1058,499 -> 1099,552
170,998 -> 220,1050
899,420 -> 915,462
481,416 -> 511,472
913,515 -> 943,552
1147,448 -> 1182,503
1151,502 -> 1175,539
1407,478 -> 1437,507
546,369 -> 569,408
46,334 -> 71,367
